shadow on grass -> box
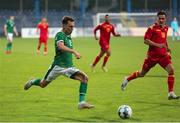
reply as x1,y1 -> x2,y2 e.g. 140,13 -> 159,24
117,72 -> 167,78
134,100 -> 180,111
43,115 -> 142,122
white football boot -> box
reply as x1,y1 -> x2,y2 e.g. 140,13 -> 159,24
24,79 -> 34,90
78,101 -> 95,110
102,66 -> 108,72
168,91 -> 180,100
121,77 -> 128,91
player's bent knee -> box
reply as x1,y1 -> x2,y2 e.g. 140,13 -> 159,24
169,69 -> 174,75
85,76 -> 88,82
40,80 -> 48,88
139,73 -> 145,77
82,80 -> 88,84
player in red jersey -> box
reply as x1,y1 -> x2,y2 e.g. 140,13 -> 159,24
91,14 -> 121,72
121,11 -> 180,100
36,17 -> 49,55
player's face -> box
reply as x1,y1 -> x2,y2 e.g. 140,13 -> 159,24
10,16 -> 14,20
63,21 -> 74,35
42,18 -> 47,23
157,15 -> 166,26
105,16 -> 110,22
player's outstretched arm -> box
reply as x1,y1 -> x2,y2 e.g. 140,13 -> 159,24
58,41 -> 81,59
4,25 -> 7,36
144,39 -> 167,49
94,25 -> 100,40
14,26 -> 18,36
112,26 -> 121,37
115,33 -> 121,37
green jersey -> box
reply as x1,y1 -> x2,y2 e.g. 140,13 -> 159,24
6,20 -> 15,33
53,31 -> 73,67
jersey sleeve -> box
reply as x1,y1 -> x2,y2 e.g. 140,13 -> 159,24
94,24 -> 101,34
144,27 -> 153,40
111,25 -> 116,36
37,23 -> 41,28
55,32 -> 65,46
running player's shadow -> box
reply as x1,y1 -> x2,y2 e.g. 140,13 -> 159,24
53,115 -> 141,122
145,75 -> 166,78
134,100 -> 180,110
118,72 -> 166,78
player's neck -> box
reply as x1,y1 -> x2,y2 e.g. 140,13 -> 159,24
157,22 -> 166,28
104,21 -> 110,24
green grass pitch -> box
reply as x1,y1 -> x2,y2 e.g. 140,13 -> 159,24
0,37 -> 180,122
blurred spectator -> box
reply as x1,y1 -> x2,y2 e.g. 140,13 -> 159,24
171,17 -> 180,41
4,16 -> 18,54
36,17 -> 49,55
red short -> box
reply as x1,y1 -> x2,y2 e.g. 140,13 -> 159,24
142,54 -> 172,71
39,36 -> 48,44
99,42 -> 110,51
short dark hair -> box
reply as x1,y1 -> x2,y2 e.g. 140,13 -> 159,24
62,16 -> 74,25
105,14 -> 109,17
157,11 -> 167,17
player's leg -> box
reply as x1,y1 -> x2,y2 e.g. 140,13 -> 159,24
70,71 -> 94,109
164,64 -> 179,100
172,30 -> 175,41
37,39 -> 42,54
121,57 -> 155,91
24,65 -> 59,90
165,64 -> 179,100
102,48 -> 111,72
176,30 -> 180,40
43,41 -> 48,55
6,33 -> 13,54
6,41 -> 11,54
121,69 -> 148,91
159,55 -> 179,100
91,49 -> 105,71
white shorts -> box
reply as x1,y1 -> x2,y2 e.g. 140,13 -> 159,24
44,65 -> 80,82
7,33 -> 13,42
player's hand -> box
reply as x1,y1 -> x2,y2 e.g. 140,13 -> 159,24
167,48 -> 171,54
74,51 -> 81,59
4,32 -> 7,37
117,34 -> 121,37
95,35 -> 98,40
157,43 -> 167,49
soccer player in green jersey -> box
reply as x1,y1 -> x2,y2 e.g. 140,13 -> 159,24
4,16 -> 18,54
24,16 -> 94,109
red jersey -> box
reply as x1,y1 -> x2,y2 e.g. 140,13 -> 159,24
144,23 -> 169,57
37,22 -> 49,38
94,22 -> 116,45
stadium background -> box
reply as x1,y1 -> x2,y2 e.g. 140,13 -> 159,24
0,0 -> 180,37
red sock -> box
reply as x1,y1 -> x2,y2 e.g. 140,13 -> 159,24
168,75 -> 174,92
92,56 -> 101,66
37,44 -> 41,50
44,46 -> 47,52
127,71 -> 139,81
102,56 -> 109,66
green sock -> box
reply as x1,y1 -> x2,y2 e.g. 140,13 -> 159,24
6,42 -> 11,51
79,82 -> 87,102
9,42 -> 12,51
31,79 -> 41,86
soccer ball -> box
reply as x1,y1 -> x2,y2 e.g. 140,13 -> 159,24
118,105 -> 132,119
